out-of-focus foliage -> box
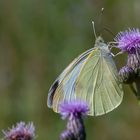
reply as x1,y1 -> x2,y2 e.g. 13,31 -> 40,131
0,0 -> 140,140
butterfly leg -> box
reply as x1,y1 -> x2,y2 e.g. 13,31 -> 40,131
110,51 -> 124,57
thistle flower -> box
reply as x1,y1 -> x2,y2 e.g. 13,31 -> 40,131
2,122 -> 35,140
119,65 -> 136,84
115,28 -> 140,70
59,100 -> 89,120
127,53 -> 140,71
59,100 -> 89,140
115,28 -> 140,54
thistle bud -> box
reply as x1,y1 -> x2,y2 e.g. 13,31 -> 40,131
127,53 -> 140,71
119,66 -> 136,83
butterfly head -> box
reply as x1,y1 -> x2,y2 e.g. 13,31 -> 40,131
95,36 -> 105,46
95,36 -> 109,51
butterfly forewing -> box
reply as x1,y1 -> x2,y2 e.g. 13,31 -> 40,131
48,48 -> 94,109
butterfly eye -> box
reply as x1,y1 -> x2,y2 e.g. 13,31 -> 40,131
99,38 -> 104,43
95,36 -> 104,44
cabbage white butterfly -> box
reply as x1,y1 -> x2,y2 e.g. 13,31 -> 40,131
47,22 -> 123,116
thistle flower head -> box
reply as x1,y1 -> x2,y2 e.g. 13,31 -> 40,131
59,100 -> 89,120
59,100 -> 88,140
126,52 -> 140,71
119,65 -> 136,83
115,28 -> 140,54
2,122 -> 35,140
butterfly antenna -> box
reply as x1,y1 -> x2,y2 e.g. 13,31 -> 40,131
99,8 -> 104,26
98,8 -> 104,35
92,8 -> 104,38
92,21 -> 97,39
98,8 -> 115,37
101,7 -> 104,12
102,27 -> 115,37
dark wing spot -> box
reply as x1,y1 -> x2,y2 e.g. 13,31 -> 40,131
47,80 -> 59,108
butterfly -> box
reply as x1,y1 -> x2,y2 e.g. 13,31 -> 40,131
47,35 -> 124,116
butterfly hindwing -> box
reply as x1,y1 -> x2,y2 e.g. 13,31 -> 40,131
75,49 -> 123,116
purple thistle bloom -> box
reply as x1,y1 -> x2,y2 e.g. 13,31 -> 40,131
115,28 -> 140,70
59,100 -> 89,140
2,122 -> 35,140
115,28 -> 140,54
59,100 -> 89,120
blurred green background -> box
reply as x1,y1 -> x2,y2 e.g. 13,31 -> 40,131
0,0 -> 140,139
